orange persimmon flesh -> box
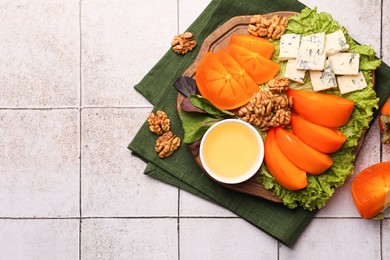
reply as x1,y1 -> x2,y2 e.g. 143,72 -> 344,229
229,34 -> 275,59
287,88 -> 354,128
195,51 -> 254,110
290,112 -> 347,154
215,49 -> 259,96
379,99 -> 390,131
351,162 -> 390,219
274,127 -> 333,175
264,128 -> 308,190
227,43 -> 280,84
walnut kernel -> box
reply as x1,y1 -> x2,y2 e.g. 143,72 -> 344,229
267,77 -> 291,93
171,32 -> 197,55
147,110 -> 170,135
155,131 -> 181,158
248,14 -> 288,40
238,90 -> 293,131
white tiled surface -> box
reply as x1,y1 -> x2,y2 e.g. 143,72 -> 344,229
0,0 -> 389,259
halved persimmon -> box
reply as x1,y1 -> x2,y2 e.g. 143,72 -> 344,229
290,112 -> 346,154
287,88 -> 354,128
227,44 -> 280,84
195,51 -> 254,110
264,128 -> 308,190
351,162 -> 390,219
229,34 -> 275,59
215,49 -> 259,96
274,127 -> 333,175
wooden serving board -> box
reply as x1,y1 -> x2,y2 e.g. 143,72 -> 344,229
176,11 -> 369,203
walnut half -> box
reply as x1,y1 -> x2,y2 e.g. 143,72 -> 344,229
171,32 -> 197,55
238,90 -> 293,131
248,14 -> 288,40
147,110 -> 170,135
155,131 -> 181,158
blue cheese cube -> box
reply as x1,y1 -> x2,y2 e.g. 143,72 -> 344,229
300,32 -> 326,49
296,48 -> 326,71
328,53 -> 359,75
284,59 -> 306,84
310,61 -> 337,91
336,71 -> 367,94
325,30 -> 350,56
279,34 -> 301,60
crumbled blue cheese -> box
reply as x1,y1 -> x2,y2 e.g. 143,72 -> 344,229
296,48 -> 326,71
336,71 -> 367,94
310,60 -> 337,91
284,59 -> 306,84
328,52 -> 359,75
325,30 -> 350,56
279,34 -> 301,60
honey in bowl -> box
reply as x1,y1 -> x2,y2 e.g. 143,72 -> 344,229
200,119 -> 264,184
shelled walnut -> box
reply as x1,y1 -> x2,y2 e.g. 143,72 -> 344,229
267,77 -> 291,93
238,90 -> 293,131
147,110 -> 170,135
248,14 -> 288,40
171,32 -> 197,55
155,131 -> 181,158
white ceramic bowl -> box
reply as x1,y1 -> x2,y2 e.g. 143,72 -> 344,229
199,119 -> 264,184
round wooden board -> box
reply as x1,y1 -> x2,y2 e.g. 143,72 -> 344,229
176,11 -> 371,204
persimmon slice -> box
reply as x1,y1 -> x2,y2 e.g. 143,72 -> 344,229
287,88 -> 354,127
274,127 -> 333,175
215,49 -> 259,96
195,51 -> 253,110
227,44 -> 280,84
229,34 -> 275,59
351,162 -> 390,219
264,128 -> 308,190
290,112 -> 346,154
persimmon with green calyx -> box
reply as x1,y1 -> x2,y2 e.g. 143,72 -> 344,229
379,99 -> 390,144
290,112 -> 347,154
227,44 -> 280,84
264,128 -> 308,191
229,34 -> 275,59
351,162 -> 390,219
215,49 -> 259,96
195,51 -> 255,110
286,88 -> 354,128
274,127 -> 333,175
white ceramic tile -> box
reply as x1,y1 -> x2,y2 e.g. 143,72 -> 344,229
179,190 -> 237,217
0,110 -> 79,217
0,219 -> 79,260
81,0 -> 177,107
0,1 -> 79,108
383,219 -> 390,260
179,0 -> 212,32
280,219 -> 380,260
318,120 -> 381,217
81,108 -> 178,217
81,218 -> 178,260
300,0 -> 381,54
180,218 -> 277,260
382,0 -> 390,63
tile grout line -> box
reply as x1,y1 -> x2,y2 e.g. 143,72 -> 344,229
79,0 -> 83,259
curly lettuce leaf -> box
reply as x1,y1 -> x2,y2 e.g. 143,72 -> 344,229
257,7 -> 381,211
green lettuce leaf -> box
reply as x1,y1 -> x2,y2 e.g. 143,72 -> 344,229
257,7 -> 381,210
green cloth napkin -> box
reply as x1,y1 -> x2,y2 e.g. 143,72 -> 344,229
129,0 -> 390,247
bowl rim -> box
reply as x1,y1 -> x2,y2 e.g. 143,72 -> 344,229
199,119 -> 264,184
